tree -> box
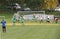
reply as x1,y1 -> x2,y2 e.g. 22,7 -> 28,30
25,0 -> 44,10
0,0 -> 7,5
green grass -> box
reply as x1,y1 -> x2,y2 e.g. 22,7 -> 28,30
0,11 -> 60,39
0,25 -> 60,39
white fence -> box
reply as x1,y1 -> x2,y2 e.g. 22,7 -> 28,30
23,14 -> 54,20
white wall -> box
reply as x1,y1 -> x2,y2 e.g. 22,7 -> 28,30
23,14 -> 54,20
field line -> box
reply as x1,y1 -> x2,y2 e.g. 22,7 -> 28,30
0,23 -> 60,26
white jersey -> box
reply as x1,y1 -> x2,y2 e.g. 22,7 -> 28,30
40,16 -> 43,20
48,16 -> 49,19
14,13 -> 20,20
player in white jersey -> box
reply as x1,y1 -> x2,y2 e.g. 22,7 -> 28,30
46,16 -> 50,23
13,12 -> 20,23
40,16 -> 43,23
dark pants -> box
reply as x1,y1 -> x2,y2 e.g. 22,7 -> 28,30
2,26 -> 6,32
47,21 -> 50,23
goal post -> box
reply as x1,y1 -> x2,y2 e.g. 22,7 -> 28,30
13,11 -> 54,20
17,11 -> 45,15
17,11 -> 46,20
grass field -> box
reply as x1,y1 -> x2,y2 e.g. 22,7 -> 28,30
0,11 -> 60,39
0,24 -> 60,39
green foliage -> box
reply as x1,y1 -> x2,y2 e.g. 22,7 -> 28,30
45,11 -> 60,16
0,0 -> 44,10
25,0 -> 44,10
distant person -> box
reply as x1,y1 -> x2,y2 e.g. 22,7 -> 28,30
33,13 -> 36,22
40,16 -> 43,23
55,18 -> 58,23
1,19 -> 6,32
46,18 -> 50,23
18,17 -> 21,23
33,13 -> 36,20
47,16 -> 49,19
20,16 -> 24,26
12,16 -> 16,25
46,16 -> 50,23
14,12 -> 20,23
